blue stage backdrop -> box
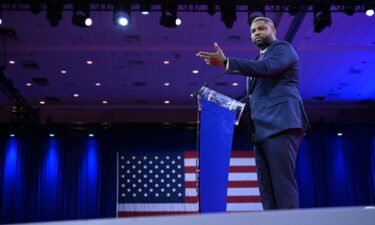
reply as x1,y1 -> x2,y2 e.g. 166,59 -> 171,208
0,124 -> 375,223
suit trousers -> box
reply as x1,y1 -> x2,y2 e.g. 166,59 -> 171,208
254,128 -> 304,210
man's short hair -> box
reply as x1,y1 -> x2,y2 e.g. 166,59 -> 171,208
249,16 -> 275,29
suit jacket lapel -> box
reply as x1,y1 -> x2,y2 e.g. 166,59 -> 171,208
247,53 -> 263,94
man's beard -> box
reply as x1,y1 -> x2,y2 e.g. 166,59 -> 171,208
252,35 -> 274,50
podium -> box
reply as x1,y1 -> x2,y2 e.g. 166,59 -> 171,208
196,86 -> 246,213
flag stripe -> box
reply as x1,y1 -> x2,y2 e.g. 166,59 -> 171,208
227,203 -> 263,211
227,196 -> 262,203
230,166 -> 257,173
118,211 -> 198,217
186,181 -> 259,188
118,203 -> 199,212
185,196 -> 198,203
228,181 -> 259,188
184,173 -> 258,181
185,166 -> 257,173
184,158 -> 256,167
184,196 -> 261,203
184,151 -> 254,158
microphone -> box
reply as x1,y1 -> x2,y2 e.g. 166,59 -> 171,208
201,70 -> 228,88
191,71 -> 228,98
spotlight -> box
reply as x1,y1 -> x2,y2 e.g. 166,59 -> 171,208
49,133 -> 55,137
113,1 -> 131,27
366,6 -> 374,17
344,4 -> 355,16
247,2 -> 265,25
288,4 -> 300,15
46,2 -> 63,27
207,4 -> 216,16
85,18 -> 93,26
72,1 -> 92,27
0,4 -> 3,23
220,4 -> 237,29
313,3 -> 332,33
175,18 -> 182,26
30,0 -> 42,15
140,3 -> 151,15
0,5 -> 3,25
88,133 -> 94,137
160,3 -> 178,28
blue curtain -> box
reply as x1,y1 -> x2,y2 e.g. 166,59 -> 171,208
1,124 -> 375,223
0,132 -> 117,223
296,125 -> 375,207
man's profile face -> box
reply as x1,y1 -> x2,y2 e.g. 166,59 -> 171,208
251,20 -> 276,50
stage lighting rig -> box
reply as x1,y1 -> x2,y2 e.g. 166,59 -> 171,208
313,2 -> 332,33
160,3 -> 178,28
72,1 -> 92,27
221,4 -> 237,29
46,1 -> 63,27
113,0 -> 131,27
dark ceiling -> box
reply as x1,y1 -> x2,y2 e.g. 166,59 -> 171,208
1,1 -> 375,126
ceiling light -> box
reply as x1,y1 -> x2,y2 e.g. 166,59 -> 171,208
140,3 -> 151,15
164,100 -> 170,104
86,60 -> 93,64
102,100 -> 108,104
114,1 -> 131,27
95,82 -> 101,86
26,83 -> 32,86
175,18 -> 182,26
61,70 -> 67,74
49,133 -> 55,137
46,2 -> 63,27
10,134 -> 15,137
40,101 -> 45,105
9,60 -> 15,64
73,93 -> 79,97
366,8 -> 374,17
164,82 -> 170,86
163,60 -> 170,65
220,4 -> 237,28
72,1 -> 91,27
232,82 -> 239,86
160,3 -> 178,28
0,6 -> 2,25
85,18 -> 93,26
88,133 -> 95,137
192,70 -> 199,74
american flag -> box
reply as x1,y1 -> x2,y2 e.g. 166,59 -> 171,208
117,151 -> 262,217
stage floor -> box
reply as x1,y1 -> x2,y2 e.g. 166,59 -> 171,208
8,206 -> 375,225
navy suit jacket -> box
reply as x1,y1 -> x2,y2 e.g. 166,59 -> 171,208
227,40 -> 310,140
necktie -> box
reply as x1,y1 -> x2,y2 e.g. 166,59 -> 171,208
247,52 -> 264,95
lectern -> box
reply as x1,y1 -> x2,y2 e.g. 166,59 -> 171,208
196,86 -> 246,213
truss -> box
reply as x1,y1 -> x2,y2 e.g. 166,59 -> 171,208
0,1 -> 373,12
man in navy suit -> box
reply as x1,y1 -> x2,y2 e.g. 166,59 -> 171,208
196,17 -> 310,210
